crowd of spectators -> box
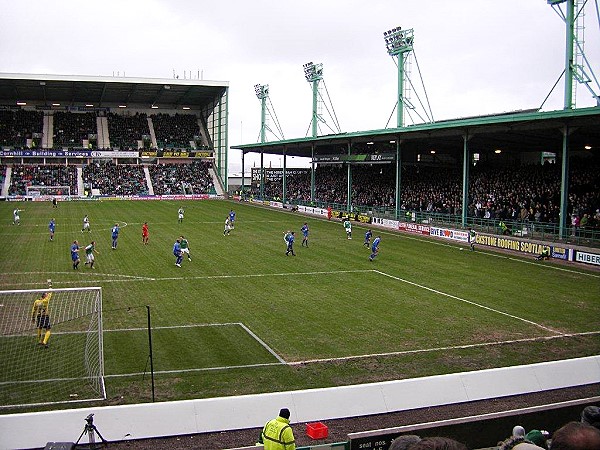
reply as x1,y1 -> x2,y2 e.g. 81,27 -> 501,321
107,112 -> 150,149
82,162 -> 148,196
385,404 -> 600,449
494,406 -> 600,450
8,164 -> 77,195
151,113 -> 200,149
0,110 -> 207,152
2,160 -> 216,197
256,157 -> 600,228
0,110 -> 43,147
147,161 -> 214,195
53,111 -> 97,148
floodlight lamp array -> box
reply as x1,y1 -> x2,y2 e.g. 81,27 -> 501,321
254,84 -> 269,99
303,62 -> 323,82
383,27 -> 414,55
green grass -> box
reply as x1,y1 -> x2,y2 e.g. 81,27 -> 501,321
0,199 -> 599,412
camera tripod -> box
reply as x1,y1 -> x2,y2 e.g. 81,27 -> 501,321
75,414 -> 107,449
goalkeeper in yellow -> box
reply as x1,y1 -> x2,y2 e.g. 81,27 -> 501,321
31,292 -> 52,348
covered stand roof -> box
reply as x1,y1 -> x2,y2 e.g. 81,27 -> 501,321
233,107 -> 600,159
0,73 -> 228,109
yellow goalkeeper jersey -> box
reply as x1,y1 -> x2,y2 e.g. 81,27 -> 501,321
31,292 -> 52,318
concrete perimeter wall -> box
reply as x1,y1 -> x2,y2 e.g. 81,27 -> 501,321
1,356 -> 599,450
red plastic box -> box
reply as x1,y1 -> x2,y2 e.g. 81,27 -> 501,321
306,422 -> 328,440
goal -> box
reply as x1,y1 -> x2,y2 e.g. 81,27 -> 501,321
26,185 -> 72,201
0,287 -> 105,409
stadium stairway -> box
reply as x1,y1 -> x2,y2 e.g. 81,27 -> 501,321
209,165 -> 225,196
0,356 -> 598,449
146,117 -> 158,148
143,166 -> 154,195
42,113 -> 53,149
1,165 -> 11,196
76,167 -> 84,196
96,115 -> 109,149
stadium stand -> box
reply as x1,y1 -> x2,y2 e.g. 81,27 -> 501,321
53,111 -> 97,148
151,113 -> 200,149
0,109 -> 43,147
147,161 -> 214,195
259,158 -> 600,230
106,112 -> 150,150
82,161 -> 148,196
8,164 -> 77,196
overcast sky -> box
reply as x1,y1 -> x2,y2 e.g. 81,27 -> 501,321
1,0 -> 598,173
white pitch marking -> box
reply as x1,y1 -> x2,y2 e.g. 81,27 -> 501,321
0,271 -> 151,280
373,269 -> 564,335
0,269 -> 372,287
288,330 -> 600,365
112,322 -> 289,365
29,322 -> 288,365
237,322 -> 287,364
156,269 -> 374,282
104,362 -> 284,378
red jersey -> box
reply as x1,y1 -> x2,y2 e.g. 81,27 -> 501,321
142,223 -> 149,236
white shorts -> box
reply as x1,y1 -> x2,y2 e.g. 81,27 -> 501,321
181,248 -> 190,254
178,214 -> 184,219
86,253 -> 95,263
83,223 -> 90,230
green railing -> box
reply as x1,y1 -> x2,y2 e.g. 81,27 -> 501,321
257,196 -> 600,248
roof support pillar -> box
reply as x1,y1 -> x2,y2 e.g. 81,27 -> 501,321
282,149 -> 287,204
559,125 -> 571,239
241,151 -> 245,196
461,132 -> 472,228
260,151 -> 264,199
310,144 -> 316,203
395,139 -> 402,220
347,142 -> 352,213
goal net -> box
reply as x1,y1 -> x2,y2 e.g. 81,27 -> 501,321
0,287 -> 105,409
25,185 -> 72,201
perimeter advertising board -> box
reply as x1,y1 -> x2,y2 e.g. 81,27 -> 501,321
575,250 -> 600,265
399,222 -> 431,235
430,227 -> 469,242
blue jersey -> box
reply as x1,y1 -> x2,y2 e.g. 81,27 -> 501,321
70,243 -> 79,261
49,220 -> 55,232
173,241 -> 182,255
364,230 -> 372,242
371,237 -> 381,252
301,224 -> 309,237
111,225 -> 120,239
229,211 -> 236,222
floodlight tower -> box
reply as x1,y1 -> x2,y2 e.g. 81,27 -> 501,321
304,62 -> 324,138
253,84 -> 270,199
547,0 -> 600,239
547,0 -> 600,109
254,84 -> 269,144
383,27 -> 414,128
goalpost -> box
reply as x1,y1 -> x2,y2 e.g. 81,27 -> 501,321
25,185 -> 72,201
0,287 -> 105,409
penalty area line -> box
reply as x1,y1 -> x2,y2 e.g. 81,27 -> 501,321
156,269 -> 375,282
373,269 -> 564,336
288,330 -> 600,366
105,361 -> 284,378
0,269 -> 375,287
104,322 -> 287,364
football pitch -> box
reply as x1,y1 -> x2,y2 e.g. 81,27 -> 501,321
0,199 -> 599,411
